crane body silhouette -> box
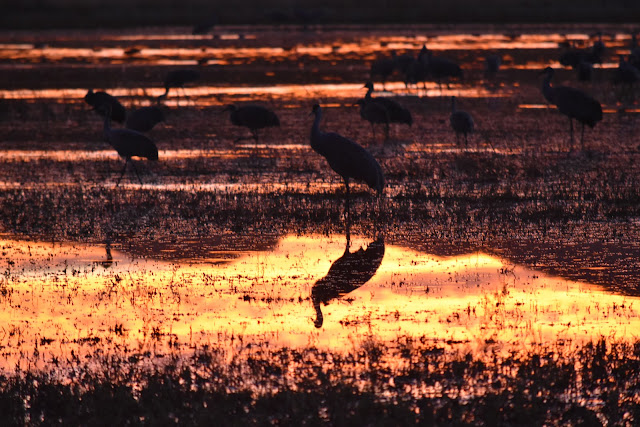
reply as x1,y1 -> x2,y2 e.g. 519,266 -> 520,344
420,46 -> 463,92
362,81 -> 412,132
450,96 -> 474,147
357,98 -> 390,141
101,106 -> 159,186
85,90 -> 126,123
157,69 -> 200,104
540,67 -> 602,151
126,106 -> 165,132
224,104 -> 280,144
310,104 -> 384,203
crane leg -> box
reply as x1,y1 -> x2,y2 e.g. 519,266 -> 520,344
116,159 -> 130,187
130,161 -> 143,185
370,123 -> 376,141
580,123 -> 585,151
464,133 -> 468,147
384,123 -> 390,143
344,179 -> 351,221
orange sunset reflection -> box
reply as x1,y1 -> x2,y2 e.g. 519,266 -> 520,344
0,233 -> 638,372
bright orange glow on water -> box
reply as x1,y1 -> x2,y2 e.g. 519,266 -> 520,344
1,233 -> 638,372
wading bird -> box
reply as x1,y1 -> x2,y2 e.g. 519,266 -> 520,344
540,67 -> 602,151
311,228 -> 385,328
310,104 -> 384,209
450,96 -> 474,147
157,69 -> 200,104
357,98 -> 390,141
370,52 -> 397,90
223,104 -> 280,145
100,105 -> 158,186
484,53 -> 501,78
362,81 -> 412,139
125,106 -> 165,133
85,89 -> 126,123
420,45 -> 463,93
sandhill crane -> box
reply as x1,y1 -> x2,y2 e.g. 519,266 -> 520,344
85,89 -> 126,123
613,55 -> 640,86
311,229 -> 385,328
450,96 -> 474,147
192,16 -> 218,35
576,60 -> 594,82
157,69 -> 200,105
540,67 -> 602,151
360,81 -> 412,141
420,45 -> 463,93
100,105 -> 159,186
310,104 -> 384,208
484,53 -> 501,78
357,98 -> 390,141
223,104 -> 280,145
125,106 -> 165,133
370,52 -> 397,90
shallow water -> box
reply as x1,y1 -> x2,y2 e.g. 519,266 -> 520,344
1,233 -> 638,372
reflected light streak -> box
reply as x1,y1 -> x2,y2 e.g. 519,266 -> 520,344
0,233 -> 638,372
0,83 -> 506,102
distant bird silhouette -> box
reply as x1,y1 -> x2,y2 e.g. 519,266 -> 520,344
357,98 -> 390,141
310,104 -> 384,207
576,60 -> 594,82
85,89 -> 126,123
370,52 -> 397,90
223,104 -> 280,144
100,105 -> 159,186
311,231 -> 385,328
613,55 -> 640,86
125,106 -> 165,133
589,31 -> 606,65
420,46 -> 463,93
157,69 -> 200,104
540,67 -> 602,151
360,81 -> 412,141
192,16 -> 218,35
450,96 -> 474,147
484,53 -> 501,78
559,35 -> 604,70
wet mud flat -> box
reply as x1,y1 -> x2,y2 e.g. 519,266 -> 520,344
1,24 -> 640,424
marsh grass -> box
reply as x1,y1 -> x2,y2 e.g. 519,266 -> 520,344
0,338 -> 638,425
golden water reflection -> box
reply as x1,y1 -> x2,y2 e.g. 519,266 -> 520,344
0,233 -> 638,372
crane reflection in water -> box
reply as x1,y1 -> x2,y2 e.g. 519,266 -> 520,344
311,222 -> 385,328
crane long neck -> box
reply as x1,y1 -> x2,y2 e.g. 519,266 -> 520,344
365,87 -> 373,100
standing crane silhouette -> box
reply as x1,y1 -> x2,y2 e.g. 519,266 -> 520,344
540,67 -> 602,151
420,46 -> 463,94
223,104 -> 280,145
361,81 -> 412,141
85,89 -> 126,123
310,104 -> 384,212
357,98 -> 390,141
100,105 -> 159,186
157,69 -> 200,105
370,52 -> 397,90
311,225 -> 385,328
450,96 -> 474,147
125,106 -> 165,133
